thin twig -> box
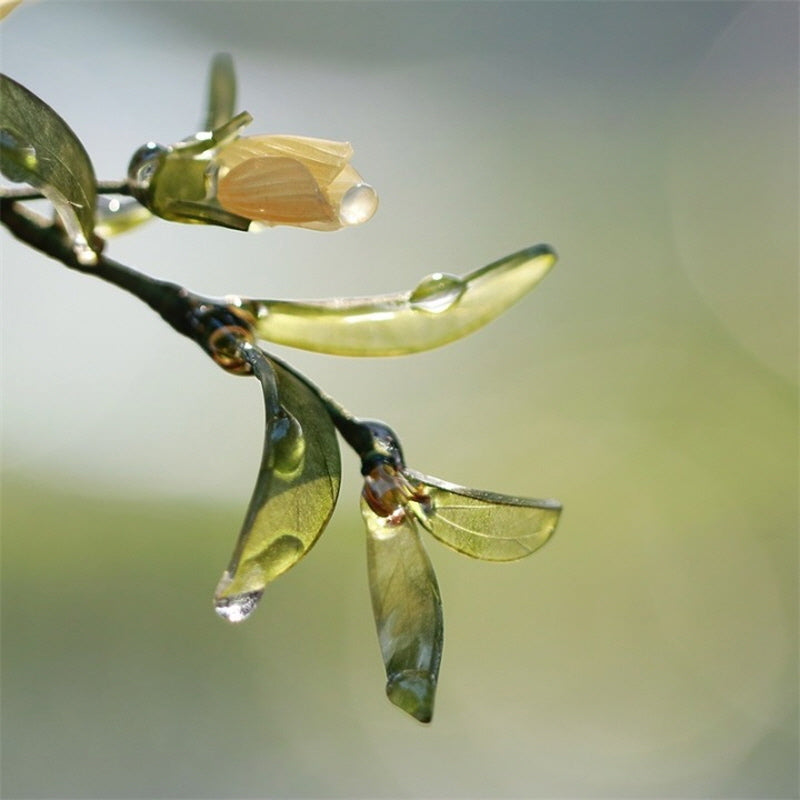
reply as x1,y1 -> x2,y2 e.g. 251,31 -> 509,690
0,181 -> 132,201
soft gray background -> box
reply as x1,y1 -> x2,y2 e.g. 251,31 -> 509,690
2,2 -> 797,798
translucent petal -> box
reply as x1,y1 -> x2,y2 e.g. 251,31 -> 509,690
363,499 -> 443,723
217,156 -> 335,224
240,244 -> 557,356
404,468 -> 561,561
217,135 -> 352,185
214,347 -> 341,622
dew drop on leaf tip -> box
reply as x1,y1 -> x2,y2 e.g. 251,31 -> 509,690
73,235 -> 98,266
214,589 -> 263,623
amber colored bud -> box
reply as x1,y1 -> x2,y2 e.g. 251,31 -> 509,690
215,135 -> 378,231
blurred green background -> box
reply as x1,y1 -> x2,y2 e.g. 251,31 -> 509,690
1,2 -> 797,797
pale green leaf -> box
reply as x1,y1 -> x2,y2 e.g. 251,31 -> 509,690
239,244 -> 557,356
363,499 -> 443,723
0,74 -> 97,261
214,346 -> 341,621
406,468 -> 561,561
204,53 -> 237,131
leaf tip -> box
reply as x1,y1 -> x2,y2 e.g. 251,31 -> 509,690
386,670 -> 437,723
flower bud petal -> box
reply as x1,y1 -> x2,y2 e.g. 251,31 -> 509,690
217,156 -> 336,225
215,134 -> 376,230
218,135 -> 352,186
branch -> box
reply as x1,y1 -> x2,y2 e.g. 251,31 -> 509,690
0,197 -> 247,365
0,181 -> 131,202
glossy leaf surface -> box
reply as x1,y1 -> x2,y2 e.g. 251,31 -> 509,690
0,74 -> 97,262
204,52 -> 237,131
363,500 -> 443,723
406,468 -> 561,561
238,244 -> 556,356
214,346 -> 341,622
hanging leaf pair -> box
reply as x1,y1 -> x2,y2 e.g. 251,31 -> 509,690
206,325 -> 560,723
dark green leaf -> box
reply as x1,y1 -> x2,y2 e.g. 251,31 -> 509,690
0,74 -> 97,261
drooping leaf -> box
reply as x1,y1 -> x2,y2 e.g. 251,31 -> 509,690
214,346 -> 341,622
203,53 -> 237,131
362,500 -> 443,723
405,468 -> 561,561
238,244 -> 557,356
0,74 -> 97,262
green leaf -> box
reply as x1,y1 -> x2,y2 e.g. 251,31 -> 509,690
204,53 -> 237,131
362,499 -> 443,723
214,346 -> 341,622
0,74 -> 98,263
406,468 -> 561,561
239,244 -> 557,356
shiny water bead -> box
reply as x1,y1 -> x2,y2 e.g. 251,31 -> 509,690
340,182 -> 379,226
408,273 -> 466,313
127,142 -> 168,190
270,411 -> 306,479
213,587 -> 263,623
0,129 -> 36,181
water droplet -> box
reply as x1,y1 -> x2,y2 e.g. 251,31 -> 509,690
339,182 -> 378,226
72,234 -> 98,266
0,129 -> 37,181
127,142 -> 167,189
257,535 -> 305,580
271,412 -> 305,478
214,586 -> 264,623
409,273 -> 465,314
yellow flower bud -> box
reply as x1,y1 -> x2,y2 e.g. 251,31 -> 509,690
127,111 -> 378,232
215,135 -> 378,231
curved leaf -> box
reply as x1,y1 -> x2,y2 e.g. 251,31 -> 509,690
238,244 -> 557,356
362,499 -> 443,723
0,74 -> 97,262
405,468 -> 561,561
214,346 -> 341,622
204,53 -> 237,131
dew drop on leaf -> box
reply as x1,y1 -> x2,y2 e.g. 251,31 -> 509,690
408,273 -> 465,313
213,584 -> 264,623
271,412 -> 305,479
0,128 -> 37,181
